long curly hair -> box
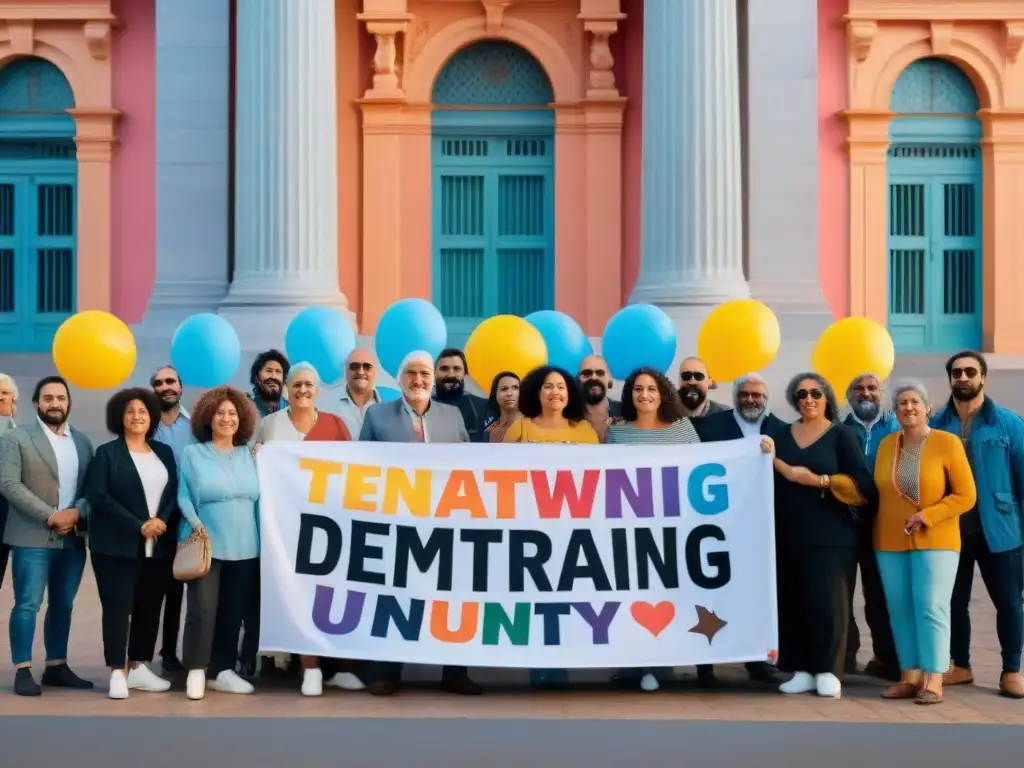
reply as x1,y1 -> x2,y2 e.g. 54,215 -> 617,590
785,372 -> 839,422
518,366 -> 585,423
190,386 -> 259,445
620,367 -> 684,423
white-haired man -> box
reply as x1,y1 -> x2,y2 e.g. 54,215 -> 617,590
0,372 -> 17,589
842,373 -> 900,682
358,351 -> 481,696
692,372 -> 786,685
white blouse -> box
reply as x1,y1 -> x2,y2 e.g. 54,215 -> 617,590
130,450 -> 169,558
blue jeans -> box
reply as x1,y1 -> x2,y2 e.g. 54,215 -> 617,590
9,546 -> 87,667
876,550 -> 959,674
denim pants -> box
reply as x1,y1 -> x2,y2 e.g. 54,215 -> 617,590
950,537 -> 1024,673
876,549 -> 959,674
9,545 -> 87,666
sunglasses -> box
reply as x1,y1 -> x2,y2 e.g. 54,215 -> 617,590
151,378 -> 179,387
348,362 -> 374,372
796,388 -> 824,401
951,367 -> 979,380
579,369 -> 607,379
680,371 -> 706,382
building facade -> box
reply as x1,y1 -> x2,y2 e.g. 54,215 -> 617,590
0,0 -> 1019,355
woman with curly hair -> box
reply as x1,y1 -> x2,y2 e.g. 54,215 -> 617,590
771,372 -> 877,700
483,371 -> 520,443
177,386 -> 261,701
86,387 -> 179,699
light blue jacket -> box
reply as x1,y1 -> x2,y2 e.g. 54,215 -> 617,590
177,442 -> 260,561
930,396 -> 1024,553
843,411 -> 900,472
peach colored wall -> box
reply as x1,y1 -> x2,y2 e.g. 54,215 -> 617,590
615,0 -> 642,302
818,0 -> 849,317
335,0 -> 363,318
111,0 -> 155,322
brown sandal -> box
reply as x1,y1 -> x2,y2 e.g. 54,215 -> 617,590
915,688 -> 943,705
881,682 -> 919,699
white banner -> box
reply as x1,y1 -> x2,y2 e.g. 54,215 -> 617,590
256,438 -> 778,668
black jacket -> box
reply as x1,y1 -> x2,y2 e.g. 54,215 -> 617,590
85,438 -> 179,560
693,408 -> 787,443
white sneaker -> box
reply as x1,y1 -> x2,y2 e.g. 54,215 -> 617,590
326,671 -> 366,691
127,664 -> 172,692
186,669 -> 206,700
301,668 -> 323,697
211,669 -> 255,694
639,673 -> 660,692
815,672 -> 842,698
108,670 -> 129,700
779,671 -> 816,694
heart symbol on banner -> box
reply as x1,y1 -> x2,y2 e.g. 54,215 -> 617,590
630,601 -> 675,637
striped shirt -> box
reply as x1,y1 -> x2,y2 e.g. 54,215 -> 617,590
606,418 -> 701,445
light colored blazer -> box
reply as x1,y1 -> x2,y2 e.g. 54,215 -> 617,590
0,422 -> 94,548
359,398 -> 469,443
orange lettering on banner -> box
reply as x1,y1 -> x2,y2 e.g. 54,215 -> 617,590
298,458 -> 343,504
343,464 -> 382,512
430,601 -> 480,643
434,470 -> 487,518
483,469 -> 528,519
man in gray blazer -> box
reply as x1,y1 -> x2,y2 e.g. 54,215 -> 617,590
359,351 -> 479,696
0,371 -> 19,590
0,376 -> 94,696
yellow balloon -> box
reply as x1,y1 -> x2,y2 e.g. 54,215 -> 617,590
811,317 -> 895,405
696,299 -> 781,382
465,315 -> 548,392
52,311 -> 137,390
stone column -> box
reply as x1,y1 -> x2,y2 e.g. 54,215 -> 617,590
745,0 -> 831,339
631,0 -> 749,313
219,0 -> 351,348
140,0 -> 231,334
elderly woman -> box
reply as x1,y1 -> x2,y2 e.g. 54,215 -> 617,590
0,372 -> 17,589
86,388 -> 179,699
177,387 -> 261,701
873,380 -> 976,704
252,361 -> 363,696
770,373 -> 877,699
484,371 -> 521,443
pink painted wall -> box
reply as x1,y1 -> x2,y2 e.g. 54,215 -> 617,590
110,0 -> 156,322
818,0 -> 849,316
614,0 -> 643,303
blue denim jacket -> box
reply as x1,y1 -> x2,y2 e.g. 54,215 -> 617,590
930,396 -> 1024,553
843,411 -> 900,473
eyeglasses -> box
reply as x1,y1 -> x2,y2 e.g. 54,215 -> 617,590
348,362 -> 374,372
151,378 -> 178,387
738,391 -> 766,401
579,368 -> 607,379
796,388 -> 823,401
680,371 -> 706,382
951,367 -> 979,380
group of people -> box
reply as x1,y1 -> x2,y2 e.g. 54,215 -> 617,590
0,343 -> 1021,706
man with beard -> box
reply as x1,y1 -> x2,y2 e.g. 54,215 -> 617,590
931,351 -> 1024,698
691,373 -> 784,685
433,348 -> 488,442
150,366 -> 195,673
578,354 -> 620,442
248,349 -> 289,417
0,376 -> 94,696
678,357 -> 727,418
841,373 -> 900,681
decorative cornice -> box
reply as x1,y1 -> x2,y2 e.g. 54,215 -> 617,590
84,19 -> 111,60
846,19 -> 877,63
481,0 -> 514,34
929,21 -> 954,56
68,107 -> 121,161
5,19 -> 33,55
1006,21 -> 1024,63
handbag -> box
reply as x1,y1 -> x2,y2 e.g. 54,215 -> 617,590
173,526 -> 212,581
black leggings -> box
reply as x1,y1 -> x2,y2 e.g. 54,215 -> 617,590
91,553 -> 172,668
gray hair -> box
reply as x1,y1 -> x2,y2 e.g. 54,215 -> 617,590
399,350 -> 435,375
891,378 -> 930,408
0,373 -> 18,400
845,372 -> 887,406
733,372 -> 768,404
286,361 -> 320,386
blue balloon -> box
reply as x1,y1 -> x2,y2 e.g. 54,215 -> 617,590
377,386 -> 401,402
601,303 -> 677,380
170,314 -> 241,388
285,307 -> 356,385
525,310 -> 593,373
375,299 -> 447,377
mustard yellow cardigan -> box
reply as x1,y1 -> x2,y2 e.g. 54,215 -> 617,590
873,429 -> 977,552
